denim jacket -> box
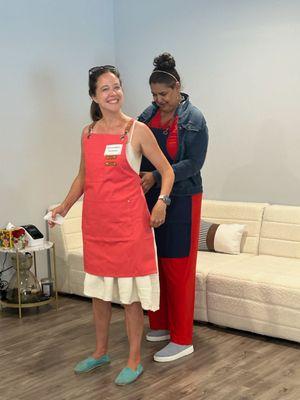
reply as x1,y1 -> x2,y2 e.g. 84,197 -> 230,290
138,93 -> 208,196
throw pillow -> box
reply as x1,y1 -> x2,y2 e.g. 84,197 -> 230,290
199,220 -> 246,255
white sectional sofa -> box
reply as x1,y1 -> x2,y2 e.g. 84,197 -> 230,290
49,200 -> 300,343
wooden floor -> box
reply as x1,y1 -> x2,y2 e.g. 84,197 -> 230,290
1,295 -> 300,400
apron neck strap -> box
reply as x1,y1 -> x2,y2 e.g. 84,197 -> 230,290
87,121 -> 97,138
87,119 -> 135,140
120,119 -> 135,141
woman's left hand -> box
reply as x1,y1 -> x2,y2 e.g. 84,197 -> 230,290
150,201 -> 167,228
140,171 -> 156,194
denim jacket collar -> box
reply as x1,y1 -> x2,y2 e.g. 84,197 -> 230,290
139,93 -> 201,132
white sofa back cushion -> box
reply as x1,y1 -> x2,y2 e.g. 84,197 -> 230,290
259,205 -> 300,259
201,200 -> 268,254
49,201 -> 83,262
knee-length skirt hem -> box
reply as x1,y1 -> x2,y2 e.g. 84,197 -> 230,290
83,272 -> 160,312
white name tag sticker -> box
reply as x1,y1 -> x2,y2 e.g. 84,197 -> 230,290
104,144 -> 123,156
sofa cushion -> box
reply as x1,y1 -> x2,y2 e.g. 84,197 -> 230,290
260,204 -> 300,259
69,270 -> 85,297
206,255 -> 300,342
202,200 -> 268,254
49,201 -> 83,260
68,249 -> 84,272
196,252 -> 255,276
199,220 -> 246,254
194,252 -> 255,322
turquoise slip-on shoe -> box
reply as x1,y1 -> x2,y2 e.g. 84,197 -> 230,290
114,364 -> 143,385
74,354 -> 110,374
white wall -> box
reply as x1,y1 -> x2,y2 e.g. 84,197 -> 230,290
1,0 -> 300,282
114,0 -> 300,205
0,0 -> 115,276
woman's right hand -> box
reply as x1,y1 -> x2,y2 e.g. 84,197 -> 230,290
48,204 -> 67,228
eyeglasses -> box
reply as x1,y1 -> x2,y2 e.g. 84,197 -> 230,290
89,65 -> 117,76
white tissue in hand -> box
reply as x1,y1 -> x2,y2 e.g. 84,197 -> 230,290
44,211 -> 64,225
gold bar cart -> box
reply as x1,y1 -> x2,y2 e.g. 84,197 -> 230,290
0,241 -> 58,318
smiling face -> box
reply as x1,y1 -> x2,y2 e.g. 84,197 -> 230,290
92,72 -> 124,114
150,81 -> 180,114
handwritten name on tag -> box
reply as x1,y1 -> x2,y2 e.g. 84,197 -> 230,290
104,144 -> 123,156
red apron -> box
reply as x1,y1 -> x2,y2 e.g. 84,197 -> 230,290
82,124 -> 157,277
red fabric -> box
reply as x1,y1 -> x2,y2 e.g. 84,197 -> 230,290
148,193 -> 202,344
149,110 -> 179,160
82,128 -> 157,277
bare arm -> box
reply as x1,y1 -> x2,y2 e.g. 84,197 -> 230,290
49,128 -> 87,226
60,132 -> 85,213
133,122 -> 174,227
135,122 -> 174,196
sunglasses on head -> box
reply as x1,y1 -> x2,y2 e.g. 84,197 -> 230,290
89,65 -> 117,76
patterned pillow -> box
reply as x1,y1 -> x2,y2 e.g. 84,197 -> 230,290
199,220 -> 246,255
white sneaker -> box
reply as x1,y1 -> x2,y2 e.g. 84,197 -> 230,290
146,329 -> 170,342
154,342 -> 194,362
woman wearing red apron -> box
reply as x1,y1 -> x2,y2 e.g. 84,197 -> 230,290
49,65 -> 174,385
138,53 -> 208,362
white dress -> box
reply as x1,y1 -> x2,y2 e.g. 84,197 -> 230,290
83,125 -> 160,311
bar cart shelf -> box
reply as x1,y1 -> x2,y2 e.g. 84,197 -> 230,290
0,241 -> 58,318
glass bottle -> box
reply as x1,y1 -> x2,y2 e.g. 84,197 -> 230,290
6,252 -> 43,303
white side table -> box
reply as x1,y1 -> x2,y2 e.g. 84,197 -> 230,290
0,241 -> 58,318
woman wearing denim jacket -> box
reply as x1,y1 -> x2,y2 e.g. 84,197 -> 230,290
138,53 -> 208,362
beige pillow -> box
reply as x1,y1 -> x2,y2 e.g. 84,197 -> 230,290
199,220 -> 246,255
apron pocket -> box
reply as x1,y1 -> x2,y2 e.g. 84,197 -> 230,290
83,199 -> 133,241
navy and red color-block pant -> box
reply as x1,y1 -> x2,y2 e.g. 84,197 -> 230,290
148,193 -> 202,345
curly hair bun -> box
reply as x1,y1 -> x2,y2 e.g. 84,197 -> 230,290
153,52 -> 176,71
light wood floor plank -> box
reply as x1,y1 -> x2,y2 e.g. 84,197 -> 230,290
1,295 -> 299,400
